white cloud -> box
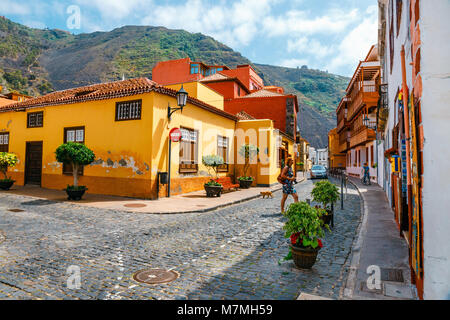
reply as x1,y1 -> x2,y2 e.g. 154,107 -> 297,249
0,0 -> 31,15
263,8 -> 359,37
287,37 -> 332,58
326,5 -> 378,74
75,0 -> 148,20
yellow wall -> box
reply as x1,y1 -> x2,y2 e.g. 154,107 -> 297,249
150,92 -> 235,197
0,93 -> 154,198
165,82 -> 224,110
328,128 -> 346,168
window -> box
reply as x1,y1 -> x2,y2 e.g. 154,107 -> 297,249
179,127 -> 198,173
27,111 -> 43,128
190,64 -> 199,74
371,145 -> 374,166
63,127 -> 85,175
115,100 -> 142,121
389,0 -> 395,73
0,132 -> 9,152
396,0 -> 403,36
237,86 -> 241,97
217,136 -> 229,172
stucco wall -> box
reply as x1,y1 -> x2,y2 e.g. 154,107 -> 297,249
420,0 -> 450,300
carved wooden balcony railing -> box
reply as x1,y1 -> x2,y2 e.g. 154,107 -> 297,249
347,81 -> 379,121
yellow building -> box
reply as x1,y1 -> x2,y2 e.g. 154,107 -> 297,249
328,128 -> 346,169
0,78 -> 293,199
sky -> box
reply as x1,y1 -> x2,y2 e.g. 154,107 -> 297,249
0,0 -> 378,77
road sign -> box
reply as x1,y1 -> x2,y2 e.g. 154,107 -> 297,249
169,128 -> 182,142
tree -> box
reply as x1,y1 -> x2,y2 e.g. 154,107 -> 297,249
202,155 -> 224,179
238,144 -> 259,180
0,152 -> 18,180
55,142 -> 95,188
311,180 -> 340,211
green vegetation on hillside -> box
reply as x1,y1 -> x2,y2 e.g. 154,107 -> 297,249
0,17 -> 348,147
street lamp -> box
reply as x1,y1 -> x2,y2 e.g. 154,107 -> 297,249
166,85 -> 188,198
363,115 -> 377,130
168,85 -> 188,121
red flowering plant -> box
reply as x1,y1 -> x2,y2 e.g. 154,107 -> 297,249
280,202 -> 327,262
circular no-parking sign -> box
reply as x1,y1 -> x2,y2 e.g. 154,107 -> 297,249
169,128 -> 182,142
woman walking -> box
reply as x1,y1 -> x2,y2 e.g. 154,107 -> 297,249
280,158 -> 299,213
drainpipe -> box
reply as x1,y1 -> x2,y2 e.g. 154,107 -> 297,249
401,45 -> 413,244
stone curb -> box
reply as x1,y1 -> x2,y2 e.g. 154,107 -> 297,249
340,177 -> 369,300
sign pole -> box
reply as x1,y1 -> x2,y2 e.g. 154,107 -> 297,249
168,137 -> 171,198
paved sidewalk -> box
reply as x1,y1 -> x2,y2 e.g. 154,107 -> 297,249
1,175 -> 304,214
343,178 -> 416,300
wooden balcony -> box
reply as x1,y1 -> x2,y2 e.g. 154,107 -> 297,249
345,61 -> 380,121
338,130 -> 349,153
349,127 -> 376,148
347,81 -> 379,121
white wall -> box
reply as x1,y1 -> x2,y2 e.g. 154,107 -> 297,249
420,0 -> 450,300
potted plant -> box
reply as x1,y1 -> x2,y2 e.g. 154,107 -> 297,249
0,152 -> 18,190
372,162 -> 378,169
311,180 -> 340,226
55,142 -> 95,200
282,202 -> 327,269
202,155 -> 224,197
238,144 -> 259,189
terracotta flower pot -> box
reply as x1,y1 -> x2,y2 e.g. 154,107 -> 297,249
290,244 -> 320,269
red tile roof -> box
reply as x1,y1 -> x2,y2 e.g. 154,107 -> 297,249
0,77 -> 238,121
241,89 -> 286,98
236,110 -> 255,120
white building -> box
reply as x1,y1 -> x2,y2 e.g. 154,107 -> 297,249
309,146 -> 316,165
378,0 -> 450,299
316,148 -> 328,168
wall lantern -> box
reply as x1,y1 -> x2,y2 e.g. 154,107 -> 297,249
168,85 -> 188,121
363,115 -> 377,130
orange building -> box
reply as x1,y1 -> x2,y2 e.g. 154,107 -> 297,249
152,58 -> 298,141
328,128 -> 346,169
335,45 -> 380,180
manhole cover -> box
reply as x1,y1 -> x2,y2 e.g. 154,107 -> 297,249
360,281 -> 383,294
124,203 -> 147,208
381,268 -> 404,282
8,208 -> 25,212
133,269 -> 179,285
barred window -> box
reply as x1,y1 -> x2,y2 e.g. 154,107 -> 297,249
217,136 -> 229,172
115,100 -> 142,121
0,132 -> 9,152
27,112 -> 43,128
179,127 -> 198,173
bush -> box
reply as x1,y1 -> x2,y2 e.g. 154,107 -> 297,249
283,202 -> 326,249
55,142 -> 95,187
311,180 -> 339,211
202,155 -> 224,179
0,152 -> 18,180
238,144 -> 259,178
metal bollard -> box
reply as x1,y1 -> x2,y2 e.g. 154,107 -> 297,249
341,173 -> 344,210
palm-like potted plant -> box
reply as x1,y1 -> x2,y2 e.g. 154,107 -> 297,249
282,202 -> 327,269
0,152 -> 18,190
202,155 -> 224,197
311,180 -> 340,226
55,142 -> 95,200
238,144 -> 259,189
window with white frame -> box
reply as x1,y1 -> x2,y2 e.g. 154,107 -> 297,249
217,135 -> 229,172
0,132 -> 9,152
179,127 -> 198,173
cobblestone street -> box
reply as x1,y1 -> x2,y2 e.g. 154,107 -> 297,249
0,179 -> 361,300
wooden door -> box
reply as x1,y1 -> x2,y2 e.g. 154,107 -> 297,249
25,142 -> 43,185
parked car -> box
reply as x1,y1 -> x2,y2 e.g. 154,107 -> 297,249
310,165 -> 328,179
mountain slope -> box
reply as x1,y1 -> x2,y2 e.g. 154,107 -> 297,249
0,17 -> 347,147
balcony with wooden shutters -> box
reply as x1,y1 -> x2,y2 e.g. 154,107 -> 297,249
349,112 -> 376,149
338,129 -> 350,153
336,97 -> 349,133
346,61 -> 380,122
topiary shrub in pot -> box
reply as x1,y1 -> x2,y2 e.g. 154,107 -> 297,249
311,180 -> 340,227
282,202 -> 328,269
238,144 -> 259,188
0,152 -> 18,190
55,142 -> 95,200
202,155 -> 224,197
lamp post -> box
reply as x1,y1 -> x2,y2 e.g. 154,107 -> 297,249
363,113 -> 378,184
166,86 -> 188,198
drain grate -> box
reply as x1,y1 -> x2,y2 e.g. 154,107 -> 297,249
133,268 -> 179,285
360,281 -> 383,294
123,203 -> 147,208
381,268 -> 404,282
8,208 -> 25,212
